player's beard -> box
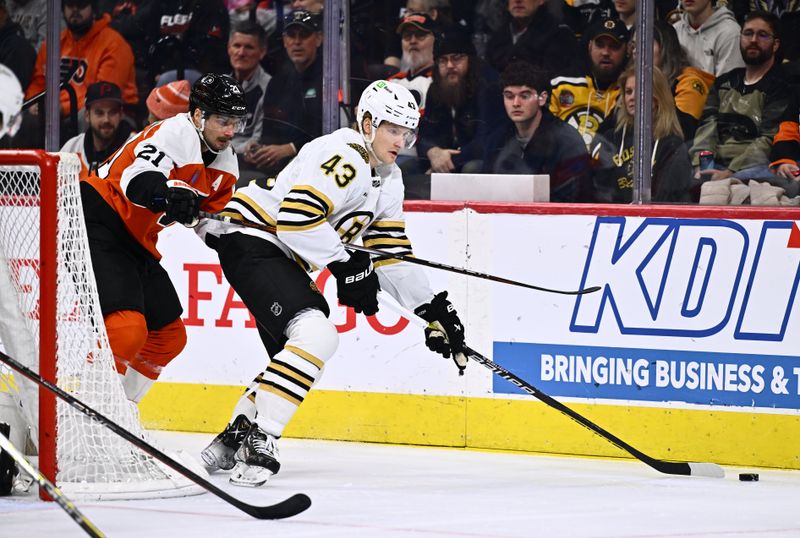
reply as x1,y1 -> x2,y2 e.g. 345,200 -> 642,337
213,137 -> 232,151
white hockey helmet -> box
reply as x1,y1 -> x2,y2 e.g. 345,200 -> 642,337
0,65 -> 23,140
356,80 -> 420,149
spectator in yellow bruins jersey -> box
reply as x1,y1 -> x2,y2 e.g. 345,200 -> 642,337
632,21 -> 715,141
549,18 -> 629,147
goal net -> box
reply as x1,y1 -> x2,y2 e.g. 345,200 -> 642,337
0,151 -> 201,500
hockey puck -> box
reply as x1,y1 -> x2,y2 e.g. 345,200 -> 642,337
738,473 -> 759,481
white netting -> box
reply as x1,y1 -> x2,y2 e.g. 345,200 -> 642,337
0,152 -> 202,500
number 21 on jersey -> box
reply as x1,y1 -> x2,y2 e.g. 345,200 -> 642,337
320,154 -> 356,188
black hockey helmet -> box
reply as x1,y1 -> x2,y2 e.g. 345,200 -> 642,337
189,73 -> 247,118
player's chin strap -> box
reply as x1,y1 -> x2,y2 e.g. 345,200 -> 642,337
361,121 -> 385,166
195,116 -> 222,155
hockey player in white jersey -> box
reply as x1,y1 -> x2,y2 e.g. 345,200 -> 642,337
199,80 -> 468,487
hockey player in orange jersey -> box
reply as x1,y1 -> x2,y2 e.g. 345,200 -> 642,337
80,73 -> 246,402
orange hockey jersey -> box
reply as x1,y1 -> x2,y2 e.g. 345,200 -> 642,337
26,14 -> 137,115
84,113 -> 238,259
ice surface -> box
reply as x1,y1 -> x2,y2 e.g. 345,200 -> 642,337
1,430 -> 798,538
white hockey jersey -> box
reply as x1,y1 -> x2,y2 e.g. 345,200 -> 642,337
204,127 -> 434,310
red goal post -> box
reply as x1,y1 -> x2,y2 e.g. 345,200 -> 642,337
0,150 -> 201,500
0,150 -> 59,495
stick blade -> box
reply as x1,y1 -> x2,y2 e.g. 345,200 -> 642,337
248,493 -> 312,519
688,462 -> 725,478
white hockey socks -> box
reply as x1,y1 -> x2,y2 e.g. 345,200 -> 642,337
254,309 -> 338,437
121,367 -> 155,403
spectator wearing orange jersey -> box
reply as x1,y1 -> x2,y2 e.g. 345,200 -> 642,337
25,0 -> 137,122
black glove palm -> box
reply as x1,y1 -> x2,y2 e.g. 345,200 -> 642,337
414,291 -> 467,373
151,180 -> 200,227
328,251 -> 380,316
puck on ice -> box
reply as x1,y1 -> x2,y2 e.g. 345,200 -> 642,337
738,473 -> 759,481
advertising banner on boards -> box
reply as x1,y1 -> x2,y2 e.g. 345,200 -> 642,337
154,207 -> 800,412
487,213 -> 800,411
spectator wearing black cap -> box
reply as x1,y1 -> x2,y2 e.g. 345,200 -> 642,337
481,61 -> 593,203
388,12 -> 438,115
60,81 -> 134,178
383,0 -> 453,69
485,0 -> 580,75
0,0 -> 36,89
549,18 -> 630,147
416,29 -> 503,174
245,10 -> 323,178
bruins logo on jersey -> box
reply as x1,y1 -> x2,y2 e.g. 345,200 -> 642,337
347,143 -> 370,164
691,79 -> 706,95
559,90 -> 575,107
565,110 -> 604,145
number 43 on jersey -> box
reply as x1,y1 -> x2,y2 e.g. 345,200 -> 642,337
320,155 -> 356,187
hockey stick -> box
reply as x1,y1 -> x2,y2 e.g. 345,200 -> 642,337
22,62 -> 81,110
376,292 -> 725,479
0,350 -> 312,519
198,211 -> 601,296
0,430 -> 105,537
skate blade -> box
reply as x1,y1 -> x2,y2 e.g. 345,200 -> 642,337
229,462 -> 273,488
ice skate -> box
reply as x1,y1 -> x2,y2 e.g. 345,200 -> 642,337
200,414 -> 252,472
229,423 -> 280,488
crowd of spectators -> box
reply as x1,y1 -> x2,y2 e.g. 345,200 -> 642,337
0,0 -> 798,205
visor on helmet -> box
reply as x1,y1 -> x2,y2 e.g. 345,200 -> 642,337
206,113 -> 246,134
381,123 -> 417,149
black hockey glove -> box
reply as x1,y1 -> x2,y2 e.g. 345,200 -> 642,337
150,180 -> 200,227
328,251 -> 380,316
414,291 -> 468,374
